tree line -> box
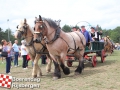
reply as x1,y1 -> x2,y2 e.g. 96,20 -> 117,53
0,28 -> 21,45
0,24 -> 120,45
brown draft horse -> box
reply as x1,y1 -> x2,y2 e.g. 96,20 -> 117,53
34,15 -> 86,79
104,36 -> 113,55
14,19 -> 52,78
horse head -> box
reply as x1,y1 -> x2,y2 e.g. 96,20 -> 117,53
34,15 -> 47,43
15,19 -> 33,39
104,37 -> 108,46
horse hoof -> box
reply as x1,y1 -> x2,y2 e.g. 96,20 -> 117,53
32,75 -> 37,78
46,69 -> 51,73
53,77 -> 59,80
74,72 -> 80,75
63,67 -> 70,75
37,73 -> 42,77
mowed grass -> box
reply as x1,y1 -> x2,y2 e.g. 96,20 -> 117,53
0,50 -> 120,90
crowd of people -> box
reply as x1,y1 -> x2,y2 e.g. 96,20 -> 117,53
0,39 -> 47,74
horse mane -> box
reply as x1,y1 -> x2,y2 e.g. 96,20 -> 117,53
43,18 -> 58,29
36,17 -> 58,29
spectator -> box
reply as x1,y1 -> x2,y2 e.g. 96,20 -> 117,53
12,40 -> 19,67
77,28 -> 81,32
100,37 -> 104,42
80,26 -> 93,46
41,55 -> 47,64
72,27 -> 77,32
1,39 -> 12,74
8,41 -> 14,68
90,27 -> 103,41
0,44 -> 4,63
21,40 -> 28,69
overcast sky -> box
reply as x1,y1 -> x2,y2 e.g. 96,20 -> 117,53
0,0 -> 120,32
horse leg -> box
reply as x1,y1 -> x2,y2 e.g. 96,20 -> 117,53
46,54 -> 52,73
32,54 -> 42,78
59,54 -> 70,75
75,57 -> 84,75
29,55 -> 36,78
75,52 -> 84,75
53,60 -> 61,80
60,62 -> 70,75
37,65 -> 42,77
36,54 -> 42,77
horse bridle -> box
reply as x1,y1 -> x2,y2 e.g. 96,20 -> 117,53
16,23 -> 29,38
34,20 -> 48,42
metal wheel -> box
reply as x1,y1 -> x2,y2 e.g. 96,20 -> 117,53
101,49 -> 105,63
67,60 -> 73,67
92,55 -> 97,67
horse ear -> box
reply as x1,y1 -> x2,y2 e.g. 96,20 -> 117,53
39,15 -> 42,21
24,18 -> 27,24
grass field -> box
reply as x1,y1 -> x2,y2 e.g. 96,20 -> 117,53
0,50 -> 120,90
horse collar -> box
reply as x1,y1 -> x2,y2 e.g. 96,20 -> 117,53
46,28 -> 61,44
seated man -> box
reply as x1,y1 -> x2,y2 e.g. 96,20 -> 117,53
72,27 -> 77,32
80,26 -> 93,46
90,27 -> 103,41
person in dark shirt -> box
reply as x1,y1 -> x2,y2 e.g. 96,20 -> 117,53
72,27 -> 77,31
90,27 -> 103,41
41,55 -> 47,64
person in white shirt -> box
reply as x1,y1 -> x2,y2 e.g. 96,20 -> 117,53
21,40 -> 28,69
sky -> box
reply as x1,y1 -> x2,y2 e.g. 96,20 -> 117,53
0,0 -> 120,32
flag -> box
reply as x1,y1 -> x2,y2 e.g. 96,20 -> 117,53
0,74 -> 12,89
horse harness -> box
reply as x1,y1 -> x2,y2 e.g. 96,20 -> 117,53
45,27 -> 61,44
24,37 -> 47,54
44,28 -> 85,54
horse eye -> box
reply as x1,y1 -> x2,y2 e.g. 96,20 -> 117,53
23,26 -> 27,29
39,25 -> 43,29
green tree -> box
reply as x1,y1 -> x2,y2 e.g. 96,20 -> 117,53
62,25 -> 71,32
0,27 -> 4,42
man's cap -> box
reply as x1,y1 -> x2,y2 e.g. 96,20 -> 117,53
91,27 -> 95,29
72,27 -> 77,29
81,25 -> 85,28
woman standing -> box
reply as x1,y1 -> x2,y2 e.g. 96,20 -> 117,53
21,40 -> 28,69
1,39 -> 12,74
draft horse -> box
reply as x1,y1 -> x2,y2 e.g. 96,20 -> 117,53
14,19 -> 52,78
34,15 -> 86,79
104,36 -> 113,55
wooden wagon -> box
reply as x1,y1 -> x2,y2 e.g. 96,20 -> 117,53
66,41 -> 106,67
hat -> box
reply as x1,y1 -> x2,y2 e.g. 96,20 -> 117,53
91,27 -> 95,29
72,27 -> 77,29
81,25 -> 85,28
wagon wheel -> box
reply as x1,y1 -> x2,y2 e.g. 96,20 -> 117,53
67,60 -> 73,67
91,55 -> 97,67
101,49 -> 105,63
